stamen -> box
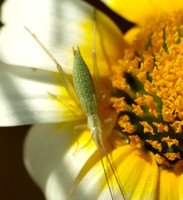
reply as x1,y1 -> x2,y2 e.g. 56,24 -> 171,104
112,11 -> 183,167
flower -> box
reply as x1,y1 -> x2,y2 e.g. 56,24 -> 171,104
1,0 -> 183,199
0,0 -> 126,199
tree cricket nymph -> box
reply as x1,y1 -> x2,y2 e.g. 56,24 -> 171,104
73,47 -> 98,117
73,47 -> 125,200
25,26 -> 125,200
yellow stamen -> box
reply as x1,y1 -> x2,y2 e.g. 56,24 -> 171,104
112,97 -> 131,113
161,136 -> 179,148
140,121 -> 155,135
143,95 -> 158,118
118,115 -> 136,134
164,152 -> 181,161
152,122 -> 169,133
155,154 -> 170,167
129,135 -> 143,148
112,11 -> 183,167
171,120 -> 183,133
146,140 -> 162,152
132,104 -> 144,117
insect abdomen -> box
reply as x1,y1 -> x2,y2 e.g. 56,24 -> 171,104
73,48 -> 98,116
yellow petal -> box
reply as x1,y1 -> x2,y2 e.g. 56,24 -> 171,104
78,11 -> 128,77
103,0 -> 183,24
124,26 -> 141,44
25,121 -> 160,200
179,168 -> 183,199
112,145 -> 158,199
158,167 -> 180,200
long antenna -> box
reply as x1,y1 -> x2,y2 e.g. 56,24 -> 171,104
94,138 -> 115,200
92,9 -> 114,199
92,9 -> 100,99
92,9 -> 125,200
99,138 -> 126,199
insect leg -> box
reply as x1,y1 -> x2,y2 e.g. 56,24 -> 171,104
98,137 -> 126,200
24,27 -> 79,104
73,124 -> 88,156
47,91 -> 77,110
92,136 -> 115,200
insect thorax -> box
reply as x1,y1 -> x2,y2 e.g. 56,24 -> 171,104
88,114 -> 102,140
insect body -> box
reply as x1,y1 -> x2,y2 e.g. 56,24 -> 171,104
73,48 -> 98,119
25,27 -> 125,200
73,48 -> 125,200
73,48 -> 101,142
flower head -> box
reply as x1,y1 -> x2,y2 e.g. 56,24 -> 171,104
2,0 -> 183,200
113,11 -> 183,168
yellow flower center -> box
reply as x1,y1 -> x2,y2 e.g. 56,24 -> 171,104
112,11 -> 183,168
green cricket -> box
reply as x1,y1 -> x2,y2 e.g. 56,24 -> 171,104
25,17 -> 125,199
72,47 -> 125,200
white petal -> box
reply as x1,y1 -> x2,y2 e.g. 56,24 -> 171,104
0,0 -> 94,74
1,0 -> 125,77
0,62 -> 82,126
24,123 -> 113,200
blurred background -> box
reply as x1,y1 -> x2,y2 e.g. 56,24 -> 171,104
0,126 -> 45,200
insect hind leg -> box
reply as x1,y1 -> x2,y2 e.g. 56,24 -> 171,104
93,137 -> 115,200
99,138 -> 126,199
73,124 -> 92,157
92,130 -> 126,200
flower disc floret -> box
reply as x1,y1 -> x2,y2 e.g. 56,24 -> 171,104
113,11 -> 183,167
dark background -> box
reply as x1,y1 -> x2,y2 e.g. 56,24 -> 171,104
0,126 -> 45,200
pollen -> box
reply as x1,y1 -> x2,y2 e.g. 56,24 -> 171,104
118,115 -> 136,134
163,152 -> 181,161
161,136 -> 179,148
152,122 -> 169,133
112,11 -> 183,167
146,140 -> 162,152
129,135 -> 143,148
171,120 -> 183,133
132,104 -> 144,117
143,95 -> 158,118
155,154 -> 170,167
134,93 -> 144,106
112,97 -> 131,113
140,121 -> 155,135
